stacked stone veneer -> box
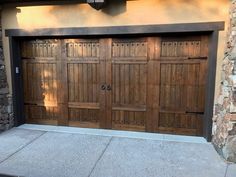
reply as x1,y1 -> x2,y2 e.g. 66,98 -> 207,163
0,9 -> 13,131
213,0 -> 236,163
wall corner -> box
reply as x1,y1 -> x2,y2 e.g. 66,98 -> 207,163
213,0 -> 236,163
0,8 -> 14,132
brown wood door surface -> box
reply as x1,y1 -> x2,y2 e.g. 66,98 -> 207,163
158,36 -> 208,135
63,39 -> 105,128
21,36 -> 208,136
22,39 -> 60,125
110,38 -> 149,131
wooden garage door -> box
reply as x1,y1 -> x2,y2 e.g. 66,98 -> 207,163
22,40 -> 59,125
21,36 -> 208,136
158,36 -> 208,136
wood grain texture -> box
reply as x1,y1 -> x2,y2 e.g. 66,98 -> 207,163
22,39 -> 59,125
110,38 -> 149,131
158,35 -> 208,136
21,35 -> 208,136
65,39 -> 102,127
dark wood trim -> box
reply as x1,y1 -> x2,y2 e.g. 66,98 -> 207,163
203,31 -> 219,141
0,0 -> 86,6
5,22 -> 224,37
9,37 -> 25,126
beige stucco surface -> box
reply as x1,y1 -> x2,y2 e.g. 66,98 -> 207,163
1,0 -> 229,101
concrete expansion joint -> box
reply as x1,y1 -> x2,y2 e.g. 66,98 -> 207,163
87,136 -> 113,177
223,164 -> 228,177
0,131 -> 47,165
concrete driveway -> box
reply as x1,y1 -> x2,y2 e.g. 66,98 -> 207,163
0,125 -> 235,177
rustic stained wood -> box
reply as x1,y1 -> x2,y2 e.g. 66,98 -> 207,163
158,35 -> 208,135
21,35 -> 208,136
22,39 -> 59,125
65,39 -> 103,128
111,38 -> 148,131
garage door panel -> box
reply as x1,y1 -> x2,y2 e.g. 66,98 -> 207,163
112,110 -> 146,131
112,63 -> 147,105
111,63 -> 147,130
67,63 -> 100,103
22,39 -> 60,125
21,36 -> 208,136
112,39 -> 147,58
111,38 -> 148,131
158,36 -> 207,136
160,63 -> 186,111
64,39 -> 103,128
23,62 -> 57,103
66,40 -> 100,58
158,113 -> 203,135
161,41 -> 201,57
68,108 -> 100,128
21,40 -> 59,59
25,105 -> 58,125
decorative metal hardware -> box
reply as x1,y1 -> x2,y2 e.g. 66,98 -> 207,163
15,67 -> 20,74
185,111 -> 204,114
107,85 -> 112,91
87,0 -> 107,10
101,84 -> 106,90
101,84 -> 112,91
188,56 -> 208,60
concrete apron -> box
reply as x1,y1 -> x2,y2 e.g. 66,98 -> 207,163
19,124 -> 207,144
0,124 -> 235,177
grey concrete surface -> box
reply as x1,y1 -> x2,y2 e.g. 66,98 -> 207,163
90,137 -> 227,177
19,124 -> 207,143
0,127 -> 233,177
0,131 -> 111,177
0,128 -> 44,163
226,164 -> 236,177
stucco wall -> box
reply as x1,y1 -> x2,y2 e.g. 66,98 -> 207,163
1,0 -> 229,101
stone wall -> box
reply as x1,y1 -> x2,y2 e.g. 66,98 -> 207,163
213,0 -> 236,163
0,8 -> 13,131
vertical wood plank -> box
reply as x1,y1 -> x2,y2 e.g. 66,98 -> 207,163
58,40 -> 68,125
99,39 -> 108,128
79,64 -> 83,102
74,63 -> 79,102
124,64 -> 130,104
105,38 -> 113,128
146,37 -> 161,132
88,64 -> 93,102
120,64 -> 125,104
83,64 -> 88,102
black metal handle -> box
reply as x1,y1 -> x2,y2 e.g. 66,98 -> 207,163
188,56 -> 207,60
186,111 -> 204,114
101,84 -> 106,90
107,85 -> 112,91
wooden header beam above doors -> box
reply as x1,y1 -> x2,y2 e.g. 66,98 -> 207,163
0,0 -> 125,10
5,22 -> 225,37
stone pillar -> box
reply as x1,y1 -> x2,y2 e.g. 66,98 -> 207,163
0,7 -> 13,131
213,0 -> 236,163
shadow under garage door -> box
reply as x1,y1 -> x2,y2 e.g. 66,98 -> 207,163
21,35 -> 208,136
